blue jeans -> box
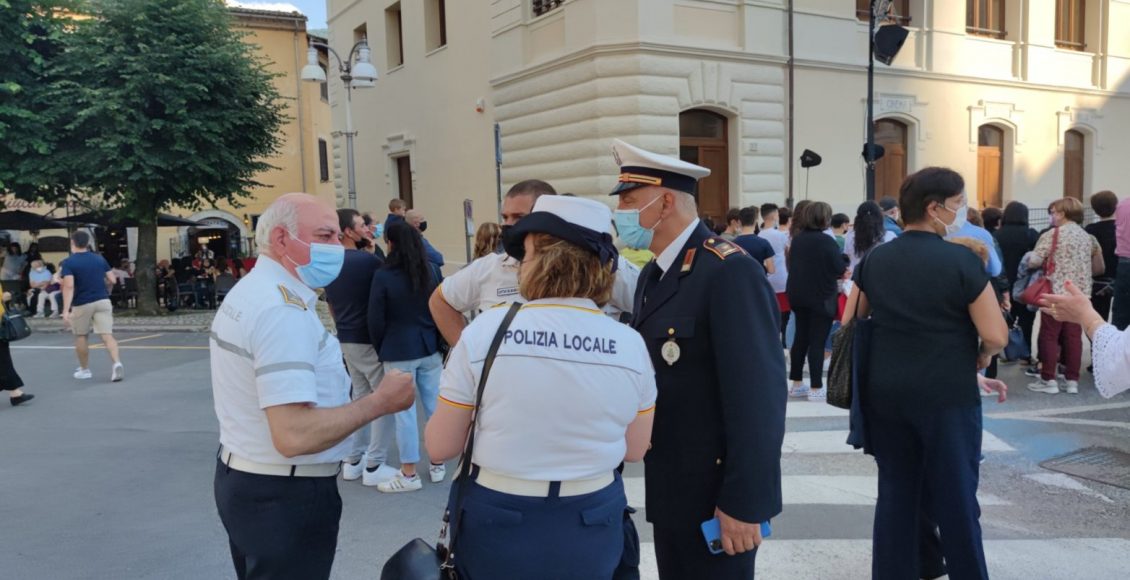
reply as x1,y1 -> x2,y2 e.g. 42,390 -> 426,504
385,353 -> 443,465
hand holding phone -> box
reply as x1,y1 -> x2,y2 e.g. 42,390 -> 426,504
702,516 -> 771,556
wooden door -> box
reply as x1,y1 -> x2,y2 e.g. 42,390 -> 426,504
396,155 -> 414,208
977,125 -> 1004,208
873,120 -> 908,200
1064,129 -> 1084,200
679,110 -> 729,222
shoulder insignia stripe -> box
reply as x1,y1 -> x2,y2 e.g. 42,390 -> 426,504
704,237 -> 744,260
278,284 -> 308,310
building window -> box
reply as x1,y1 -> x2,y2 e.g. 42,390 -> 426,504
533,0 -> 565,18
395,155 -> 414,209
967,0 -> 1006,39
386,3 -> 403,68
1064,129 -> 1085,200
856,0 -> 911,25
318,139 -> 330,183
977,125 -> 1005,208
1055,0 -> 1086,51
426,0 -> 447,51
873,119 -> 909,201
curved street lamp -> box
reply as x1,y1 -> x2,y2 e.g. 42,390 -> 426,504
301,38 -> 379,209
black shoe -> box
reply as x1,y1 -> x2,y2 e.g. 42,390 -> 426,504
1023,365 -> 1041,377
9,394 -> 34,406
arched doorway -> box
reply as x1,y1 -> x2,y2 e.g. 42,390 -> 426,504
977,125 -> 1005,208
1064,129 -> 1085,201
678,109 -> 729,221
187,217 -> 243,260
874,119 -> 908,200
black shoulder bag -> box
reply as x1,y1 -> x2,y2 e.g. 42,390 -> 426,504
381,302 -> 522,580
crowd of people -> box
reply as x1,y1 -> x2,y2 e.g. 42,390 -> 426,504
5,140 -> 1126,579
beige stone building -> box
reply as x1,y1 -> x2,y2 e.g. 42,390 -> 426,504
327,0 -> 1130,267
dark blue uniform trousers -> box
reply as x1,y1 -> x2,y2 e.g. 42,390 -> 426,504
450,472 -> 627,579
214,459 -> 342,580
653,522 -> 757,579
869,405 -> 988,580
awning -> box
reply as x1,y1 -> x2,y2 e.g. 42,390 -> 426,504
54,211 -> 200,228
0,210 -> 70,230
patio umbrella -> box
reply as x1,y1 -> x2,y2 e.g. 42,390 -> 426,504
54,211 -> 200,227
0,210 -> 70,230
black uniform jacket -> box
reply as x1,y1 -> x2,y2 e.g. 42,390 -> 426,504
633,222 -> 787,528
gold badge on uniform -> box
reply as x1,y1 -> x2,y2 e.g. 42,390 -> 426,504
661,328 -> 681,366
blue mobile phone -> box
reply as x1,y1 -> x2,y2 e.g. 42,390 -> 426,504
701,518 -> 772,555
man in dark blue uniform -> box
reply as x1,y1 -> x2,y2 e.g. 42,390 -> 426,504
609,139 -> 787,578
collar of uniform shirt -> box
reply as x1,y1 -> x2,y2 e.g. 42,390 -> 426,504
254,255 -> 318,309
521,296 -> 603,314
655,218 -> 700,277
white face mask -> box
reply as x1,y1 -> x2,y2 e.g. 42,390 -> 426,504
935,203 -> 968,236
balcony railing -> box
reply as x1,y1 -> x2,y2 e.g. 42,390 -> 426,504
532,0 -> 565,18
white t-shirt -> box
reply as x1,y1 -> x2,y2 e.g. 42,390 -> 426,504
210,257 -> 352,465
438,252 -> 639,317
758,228 -> 790,293
438,298 -> 657,481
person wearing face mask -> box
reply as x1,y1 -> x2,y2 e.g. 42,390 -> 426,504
842,167 -> 1008,580
323,209 -> 401,488
610,139 -> 786,579
210,193 -> 416,580
1025,197 -> 1105,395
405,209 -> 445,267
429,180 -> 640,345
942,198 -> 1004,278
28,259 -> 57,317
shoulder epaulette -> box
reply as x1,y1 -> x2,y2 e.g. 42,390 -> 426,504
703,237 -> 745,260
277,284 -> 308,310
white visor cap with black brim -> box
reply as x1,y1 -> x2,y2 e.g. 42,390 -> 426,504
503,196 -> 619,272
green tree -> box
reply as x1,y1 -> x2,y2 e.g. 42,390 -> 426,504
0,0 -> 74,200
48,0 -> 285,314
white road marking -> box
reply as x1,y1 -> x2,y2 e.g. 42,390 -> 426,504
781,430 -> 1015,453
637,539 -> 1130,579
1025,473 -> 1114,504
785,402 -> 850,418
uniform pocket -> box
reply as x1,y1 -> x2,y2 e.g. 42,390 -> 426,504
580,494 -> 628,527
648,317 -> 696,339
464,501 -> 524,527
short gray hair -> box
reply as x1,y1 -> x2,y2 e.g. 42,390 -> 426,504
255,197 -> 301,256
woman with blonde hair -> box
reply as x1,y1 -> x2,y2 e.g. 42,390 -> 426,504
472,222 -> 503,259
425,195 -> 655,579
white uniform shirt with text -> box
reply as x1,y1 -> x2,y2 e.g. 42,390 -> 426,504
210,256 -> 352,465
438,298 -> 657,481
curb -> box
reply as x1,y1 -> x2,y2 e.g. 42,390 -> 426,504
27,325 -> 211,334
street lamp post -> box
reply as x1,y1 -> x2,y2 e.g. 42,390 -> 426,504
300,39 -> 379,210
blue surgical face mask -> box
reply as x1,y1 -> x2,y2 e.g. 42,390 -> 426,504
285,234 -> 345,289
613,195 -> 664,250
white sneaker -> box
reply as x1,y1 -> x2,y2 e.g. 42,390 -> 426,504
1027,379 -> 1059,394
362,463 -> 401,487
377,471 -> 423,493
788,383 -> 811,398
807,388 -> 827,403
822,357 -> 831,373
1063,380 -> 1079,394
342,459 -> 365,481
429,463 -> 446,483
111,363 -> 124,383
74,368 -> 93,380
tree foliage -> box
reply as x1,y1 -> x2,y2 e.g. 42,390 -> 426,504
0,0 -> 74,201
40,0 -> 287,313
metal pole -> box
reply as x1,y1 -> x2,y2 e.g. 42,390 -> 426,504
786,0 -> 795,210
494,123 -> 503,217
344,80 -> 358,210
865,0 -> 877,202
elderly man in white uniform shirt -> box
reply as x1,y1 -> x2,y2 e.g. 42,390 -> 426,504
211,193 -> 414,580
429,180 -> 640,345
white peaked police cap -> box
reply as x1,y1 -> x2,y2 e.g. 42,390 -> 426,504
503,195 -> 619,271
609,138 -> 711,197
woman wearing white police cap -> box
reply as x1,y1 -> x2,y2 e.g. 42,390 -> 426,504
425,195 -> 657,579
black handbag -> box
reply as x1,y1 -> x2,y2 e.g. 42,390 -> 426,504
0,312 -> 32,342
827,262 -> 872,410
381,302 -> 523,580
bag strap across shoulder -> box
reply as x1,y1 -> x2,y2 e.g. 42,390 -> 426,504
444,301 -> 522,566
1046,226 -> 1059,276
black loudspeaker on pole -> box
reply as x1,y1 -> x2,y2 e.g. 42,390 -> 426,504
864,1 -> 908,201
800,149 -> 822,200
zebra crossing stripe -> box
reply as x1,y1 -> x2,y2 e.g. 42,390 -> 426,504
636,539 -> 1130,579
781,430 -> 1015,453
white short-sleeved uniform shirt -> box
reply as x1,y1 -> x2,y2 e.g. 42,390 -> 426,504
210,256 -> 352,465
439,297 -> 657,481
439,253 -> 639,317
